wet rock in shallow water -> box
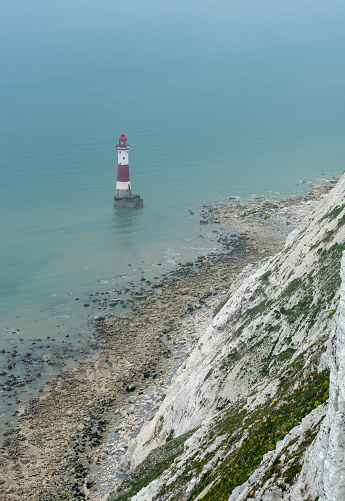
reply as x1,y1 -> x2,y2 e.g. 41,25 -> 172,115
152,280 -> 164,288
126,385 -> 136,393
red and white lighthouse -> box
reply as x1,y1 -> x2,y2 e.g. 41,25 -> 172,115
115,133 -> 131,199
113,133 -> 143,208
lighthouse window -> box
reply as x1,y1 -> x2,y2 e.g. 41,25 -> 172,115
123,157 -> 126,160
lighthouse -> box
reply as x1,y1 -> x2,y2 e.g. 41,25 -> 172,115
113,133 -> 143,208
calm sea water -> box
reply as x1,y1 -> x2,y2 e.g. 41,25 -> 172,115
1,38 -> 345,433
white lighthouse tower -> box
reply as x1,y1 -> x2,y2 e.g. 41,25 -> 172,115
113,133 -> 143,208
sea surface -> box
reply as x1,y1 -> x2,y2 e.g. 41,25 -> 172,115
1,37 -> 345,435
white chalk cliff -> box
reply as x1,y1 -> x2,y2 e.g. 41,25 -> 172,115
109,174 -> 345,501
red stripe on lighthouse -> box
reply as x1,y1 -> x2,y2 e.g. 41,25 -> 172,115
117,165 -> 130,182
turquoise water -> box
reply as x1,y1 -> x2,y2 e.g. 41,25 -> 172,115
1,37 -> 345,431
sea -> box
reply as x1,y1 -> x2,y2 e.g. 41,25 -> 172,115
1,36 -> 345,437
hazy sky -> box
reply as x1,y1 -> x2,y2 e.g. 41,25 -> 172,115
1,0 -> 345,62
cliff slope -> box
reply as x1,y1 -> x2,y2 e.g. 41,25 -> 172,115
109,174 -> 345,501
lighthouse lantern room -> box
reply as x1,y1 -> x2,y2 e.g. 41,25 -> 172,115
113,133 -> 143,208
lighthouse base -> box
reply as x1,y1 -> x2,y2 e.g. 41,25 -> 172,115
113,194 -> 143,208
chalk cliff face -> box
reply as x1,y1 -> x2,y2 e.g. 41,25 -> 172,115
109,174 -> 345,501
308,257 -> 345,501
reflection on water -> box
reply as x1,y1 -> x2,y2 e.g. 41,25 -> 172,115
112,205 -> 144,248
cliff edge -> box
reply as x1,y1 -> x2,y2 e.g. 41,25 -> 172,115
109,173 -> 345,501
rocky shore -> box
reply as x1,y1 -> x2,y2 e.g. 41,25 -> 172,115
0,178 -> 337,501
